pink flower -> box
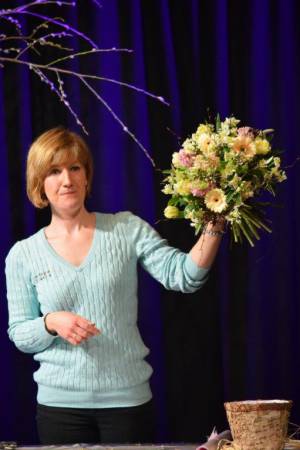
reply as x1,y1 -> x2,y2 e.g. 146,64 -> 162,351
237,126 -> 255,138
191,183 -> 215,197
191,188 -> 207,197
178,149 -> 194,167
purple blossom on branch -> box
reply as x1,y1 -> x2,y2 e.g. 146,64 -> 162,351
0,0 -> 168,167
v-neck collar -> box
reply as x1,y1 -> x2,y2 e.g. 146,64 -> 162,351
40,213 -> 99,271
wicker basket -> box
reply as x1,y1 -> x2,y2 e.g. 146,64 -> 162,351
224,400 -> 292,450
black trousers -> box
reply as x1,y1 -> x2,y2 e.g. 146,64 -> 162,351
36,400 -> 155,445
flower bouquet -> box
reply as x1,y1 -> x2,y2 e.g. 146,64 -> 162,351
162,116 -> 286,246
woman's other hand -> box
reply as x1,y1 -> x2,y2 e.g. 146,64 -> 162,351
45,311 -> 101,345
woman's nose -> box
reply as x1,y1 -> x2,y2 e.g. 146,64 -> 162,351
61,169 -> 72,185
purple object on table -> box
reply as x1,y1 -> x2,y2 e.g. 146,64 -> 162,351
196,429 -> 232,450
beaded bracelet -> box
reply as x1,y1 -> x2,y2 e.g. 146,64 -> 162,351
43,313 -> 58,336
203,228 -> 225,237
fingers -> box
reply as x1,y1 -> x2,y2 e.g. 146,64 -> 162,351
67,330 -> 91,346
67,319 -> 101,346
68,333 -> 81,346
76,318 -> 101,336
73,324 -> 100,340
47,311 -> 101,345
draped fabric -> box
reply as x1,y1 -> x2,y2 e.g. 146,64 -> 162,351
0,0 -> 299,444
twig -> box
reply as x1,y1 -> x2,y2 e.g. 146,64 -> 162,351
79,76 -> 156,167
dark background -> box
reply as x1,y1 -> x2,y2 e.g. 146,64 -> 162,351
0,0 -> 299,444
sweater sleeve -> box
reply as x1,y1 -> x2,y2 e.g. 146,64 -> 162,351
125,212 -> 209,293
5,242 -> 57,354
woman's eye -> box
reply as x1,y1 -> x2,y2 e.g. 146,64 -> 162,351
49,168 -> 60,175
70,165 -> 81,171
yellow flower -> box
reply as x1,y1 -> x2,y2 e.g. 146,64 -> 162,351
241,182 -> 254,199
224,117 -> 240,127
229,174 -> 242,189
193,153 -> 219,171
232,136 -> 256,159
196,124 -> 213,135
164,205 -> 180,219
204,188 -> 227,213
184,207 -> 204,221
226,207 -> 242,223
273,156 -> 281,168
184,209 -> 195,219
174,180 -> 191,195
207,154 -> 220,169
242,191 -> 254,199
182,139 -> 195,154
191,180 -> 209,191
193,155 -> 205,169
172,152 -> 181,167
255,138 -> 271,155
277,172 -> 287,182
257,159 -> 268,169
219,132 -> 235,145
221,162 -> 235,178
162,184 -> 173,195
271,167 -> 287,182
196,133 -> 214,153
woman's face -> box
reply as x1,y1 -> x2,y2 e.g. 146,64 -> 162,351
43,160 -> 88,214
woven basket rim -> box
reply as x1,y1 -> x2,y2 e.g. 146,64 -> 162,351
224,399 -> 293,412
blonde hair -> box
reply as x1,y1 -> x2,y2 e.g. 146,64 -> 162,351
26,127 -> 93,208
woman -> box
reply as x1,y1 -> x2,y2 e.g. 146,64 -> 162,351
5,127 -> 224,445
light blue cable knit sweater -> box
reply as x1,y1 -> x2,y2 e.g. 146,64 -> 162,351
5,212 -> 209,408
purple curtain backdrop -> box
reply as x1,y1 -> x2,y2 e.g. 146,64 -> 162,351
1,0 -> 300,444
